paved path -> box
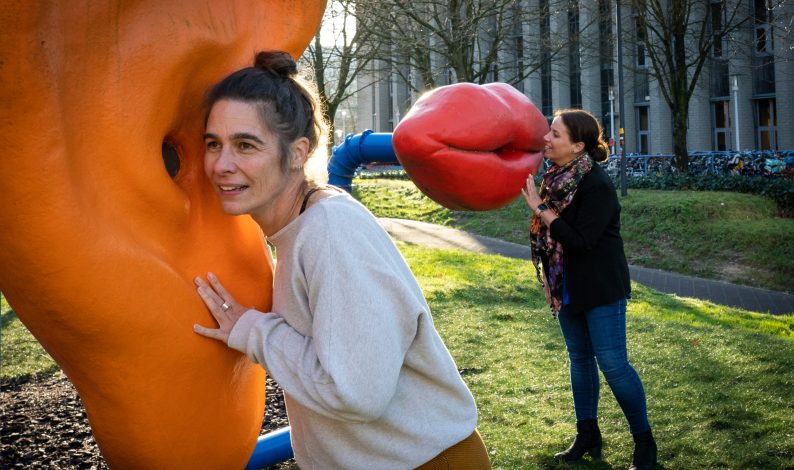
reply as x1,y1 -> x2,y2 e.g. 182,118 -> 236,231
379,218 -> 794,315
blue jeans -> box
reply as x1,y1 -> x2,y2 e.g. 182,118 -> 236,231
557,298 -> 650,434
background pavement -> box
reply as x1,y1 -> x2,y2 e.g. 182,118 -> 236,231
379,218 -> 794,315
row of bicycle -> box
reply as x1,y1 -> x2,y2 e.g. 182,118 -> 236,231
603,150 -> 794,178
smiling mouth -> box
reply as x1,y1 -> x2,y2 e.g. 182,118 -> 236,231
219,185 -> 248,192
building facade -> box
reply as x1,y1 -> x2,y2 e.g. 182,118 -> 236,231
353,0 -> 793,155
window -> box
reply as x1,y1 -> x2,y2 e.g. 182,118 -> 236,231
601,68 -> 615,136
753,55 -> 776,95
540,0 -> 553,117
514,36 -> 525,92
598,0 -> 615,134
386,75 -> 394,131
634,68 -> 650,103
753,0 -> 774,54
636,106 -> 650,154
754,99 -> 777,150
755,24 -> 774,54
635,17 -> 648,67
712,101 -> 731,150
710,1 -> 726,57
515,36 -> 524,73
598,0 -> 613,61
568,3 -> 582,108
711,59 -> 730,97
754,0 -> 773,23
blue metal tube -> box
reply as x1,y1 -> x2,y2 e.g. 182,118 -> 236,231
245,427 -> 293,470
327,130 -> 398,192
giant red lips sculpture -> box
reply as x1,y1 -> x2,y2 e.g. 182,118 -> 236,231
392,82 -> 548,210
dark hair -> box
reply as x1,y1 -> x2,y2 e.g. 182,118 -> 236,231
205,51 -> 327,175
555,109 -> 610,162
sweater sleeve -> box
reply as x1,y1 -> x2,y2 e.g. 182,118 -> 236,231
548,176 -> 618,254
227,208 -> 423,423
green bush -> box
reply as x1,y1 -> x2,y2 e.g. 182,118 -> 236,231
617,174 -> 794,217
356,168 -> 794,216
356,169 -> 409,180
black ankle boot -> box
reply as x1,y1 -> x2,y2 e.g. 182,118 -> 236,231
628,429 -> 657,470
554,419 -> 602,461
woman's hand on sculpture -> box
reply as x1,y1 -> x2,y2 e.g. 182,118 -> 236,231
521,175 -> 543,212
193,272 -> 245,343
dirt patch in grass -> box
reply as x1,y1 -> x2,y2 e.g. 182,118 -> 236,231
1,372 -> 291,469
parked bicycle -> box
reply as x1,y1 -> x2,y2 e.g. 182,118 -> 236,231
602,150 -> 793,178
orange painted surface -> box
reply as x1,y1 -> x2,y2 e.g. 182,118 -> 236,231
0,1 -> 325,468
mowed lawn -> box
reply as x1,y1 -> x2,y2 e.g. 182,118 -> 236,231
3,248 -> 793,468
402,245 -> 793,469
353,178 -> 794,294
2,178 -> 793,469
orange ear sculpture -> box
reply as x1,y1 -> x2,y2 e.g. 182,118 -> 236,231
0,1 -> 325,468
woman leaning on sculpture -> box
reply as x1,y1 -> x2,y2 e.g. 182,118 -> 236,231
191,50 -> 491,470
522,108 -> 657,470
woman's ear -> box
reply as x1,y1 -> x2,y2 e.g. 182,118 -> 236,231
290,137 -> 310,170
573,141 -> 585,154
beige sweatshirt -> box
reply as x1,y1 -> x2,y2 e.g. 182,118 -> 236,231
227,193 -> 478,469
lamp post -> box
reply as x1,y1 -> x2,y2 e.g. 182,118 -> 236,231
609,86 -> 616,155
340,109 -> 348,137
616,0 -> 627,196
731,74 -> 740,151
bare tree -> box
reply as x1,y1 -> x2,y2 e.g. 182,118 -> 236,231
629,0 -> 750,171
358,0 -> 584,93
300,0 -> 384,150
726,0 -> 794,81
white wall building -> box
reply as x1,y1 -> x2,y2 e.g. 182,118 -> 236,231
354,0 -> 794,155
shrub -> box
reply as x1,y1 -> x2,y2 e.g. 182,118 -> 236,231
356,169 -> 409,180
616,174 -> 794,217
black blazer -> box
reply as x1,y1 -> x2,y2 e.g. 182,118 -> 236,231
546,163 -> 631,315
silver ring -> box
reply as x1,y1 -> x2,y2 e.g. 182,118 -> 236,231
221,302 -> 231,312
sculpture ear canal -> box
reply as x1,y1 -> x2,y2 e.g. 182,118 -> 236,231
162,140 -> 181,179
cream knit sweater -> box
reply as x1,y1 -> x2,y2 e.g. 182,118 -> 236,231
227,193 -> 478,469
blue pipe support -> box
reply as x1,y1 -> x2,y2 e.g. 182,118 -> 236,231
245,426 -> 293,470
327,130 -> 398,192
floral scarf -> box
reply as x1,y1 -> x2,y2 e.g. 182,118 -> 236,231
529,153 -> 593,315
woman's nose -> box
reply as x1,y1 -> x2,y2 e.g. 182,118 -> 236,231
212,148 -> 237,174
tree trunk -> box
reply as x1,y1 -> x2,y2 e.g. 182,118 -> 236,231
672,104 -> 689,173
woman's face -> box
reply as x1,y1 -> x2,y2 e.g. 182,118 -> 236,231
204,99 -> 295,220
543,116 -> 583,166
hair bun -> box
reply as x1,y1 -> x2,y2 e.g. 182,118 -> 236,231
254,51 -> 297,77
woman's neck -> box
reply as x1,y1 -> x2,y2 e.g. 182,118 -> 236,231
252,178 -> 307,237
554,151 -> 586,168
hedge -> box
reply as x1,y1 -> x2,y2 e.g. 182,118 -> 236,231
616,174 -> 794,217
354,169 -> 794,217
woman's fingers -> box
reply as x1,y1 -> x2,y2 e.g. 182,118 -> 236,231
193,273 -> 239,344
195,274 -> 231,311
193,323 -> 228,342
207,272 -> 236,310
195,281 -> 223,314
523,177 -> 542,210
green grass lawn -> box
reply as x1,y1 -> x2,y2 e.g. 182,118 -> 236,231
3,179 -> 793,468
3,245 -> 793,469
1,294 -> 58,381
353,178 -> 794,293
403,246 -> 794,469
